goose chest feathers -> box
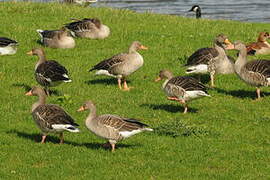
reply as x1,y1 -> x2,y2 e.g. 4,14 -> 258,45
78,101 -> 153,152
0,37 -> 18,55
26,87 -> 79,144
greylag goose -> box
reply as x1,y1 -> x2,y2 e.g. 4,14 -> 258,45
89,41 -> 148,91
188,5 -> 201,19
226,41 -> 270,99
155,70 -> 210,113
37,27 -> 75,48
0,37 -> 18,55
27,48 -> 72,95
246,32 -> 270,55
185,34 -> 234,87
26,87 -> 80,144
77,100 -> 153,152
65,18 -> 110,39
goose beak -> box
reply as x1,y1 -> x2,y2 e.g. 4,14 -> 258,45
224,39 -> 232,45
25,91 -> 33,96
155,76 -> 162,82
225,44 -> 235,50
26,50 -> 33,55
77,106 -> 85,112
140,45 -> 148,50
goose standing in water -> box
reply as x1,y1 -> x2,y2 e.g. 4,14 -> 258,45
0,37 -> 18,55
155,70 -> 210,114
37,27 -> 75,48
188,5 -> 201,19
78,100 -> 153,152
89,41 -> 148,91
26,87 -> 80,144
226,41 -> 270,99
65,18 -> 110,39
246,32 -> 270,55
27,48 -> 72,95
185,34 -> 234,87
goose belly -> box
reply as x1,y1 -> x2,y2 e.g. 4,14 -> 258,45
0,46 -> 17,55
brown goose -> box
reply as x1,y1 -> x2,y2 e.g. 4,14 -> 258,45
0,37 -> 18,55
77,101 -> 153,152
246,32 -> 270,55
226,41 -> 270,99
37,27 -> 75,48
65,18 -> 110,39
26,87 -> 80,144
155,70 -> 210,113
185,34 -> 234,87
27,48 -> 72,95
89,41 -> 148,91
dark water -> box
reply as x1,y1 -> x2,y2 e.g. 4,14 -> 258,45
3,0 -> 270,22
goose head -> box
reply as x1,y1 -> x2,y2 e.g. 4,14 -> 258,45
129,41 -> 148,53
155,70 -> 173,82
91,18 -> 101,29
188,5 -> 201,19
226,41 -> 246,51
257,32 -> 270,42
25,86 -> 46,97
77,101 -> 95,112
26,48 -> 45,57
214,34 -> 232,49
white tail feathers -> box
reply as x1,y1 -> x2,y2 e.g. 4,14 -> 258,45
95,70 -> 117,78
186,64 -> 208,74
52,124 -> 80,133
36,29 -> 44,37
144,128 -> 153,131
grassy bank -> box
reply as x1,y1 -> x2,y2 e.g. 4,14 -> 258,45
1,2 -> 270,179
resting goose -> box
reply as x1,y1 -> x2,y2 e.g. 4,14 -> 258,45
246,32 -> 270,55
89,41 -> 148,91
185,34 -> 234,87
188,5 -> 201,19
78,100 -> 153,152
37,27 -> 75,48
155,70 -> 210,113
26,87 -> 79,144
65,18 -> 110,39
226,41 -> 270,99
0,37 -> 18,55
27,48 -> 72,95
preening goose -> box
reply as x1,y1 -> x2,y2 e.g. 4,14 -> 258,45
78,101 -> 153,152
246,32 -> 270,55
89,41 -> 148,91
0,37 -> 18,55
188,5 -> 201,19
185,34 -> 234,87
65,18 -> 110,39
27,48 -> 72,95
36,27 -> 75,48
26,87 -> 79,144
155,70 -> 210,113
226,41 -> 270,99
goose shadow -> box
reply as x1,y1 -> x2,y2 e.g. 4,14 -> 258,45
214,87 -> 270,99
140,103 -> 198,113
7,130 -> 140,150
85,78 -> 130,85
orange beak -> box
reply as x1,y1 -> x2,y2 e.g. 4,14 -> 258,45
225,44 -> 235,50
224,39 -> 232,45
25,91 -> 33,96
26,50 -> 33,55
140,45 -> 148,50
77,106 -> 85,112
155,76 -> 162,82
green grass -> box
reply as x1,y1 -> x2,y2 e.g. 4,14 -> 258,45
1,2 -> 270,179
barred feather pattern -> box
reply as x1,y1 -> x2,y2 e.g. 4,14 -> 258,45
0,37 -> 18,47
89,54 -> 126,71
185,48 -> 219,66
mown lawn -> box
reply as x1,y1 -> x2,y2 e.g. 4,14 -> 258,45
1,2 -> 270,179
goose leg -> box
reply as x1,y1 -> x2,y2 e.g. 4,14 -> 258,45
59,132 -> 64,144
41,134 -> 47,144
111,143 -> 116,152
210,73 -> 215,88
177,99 -> 188,113
167,97 -> 179,101
256,87 -> 261,99
117,78 -> 122,90
102,142 -> 111,149
123,79 -> 131,91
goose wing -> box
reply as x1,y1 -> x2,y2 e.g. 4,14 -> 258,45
245,60 -> 270,78
185,48 -> 218,66
65,18 -> 95,32
246,42 -> 269,55
89,53 -> 126,71
0,37 -> 18,47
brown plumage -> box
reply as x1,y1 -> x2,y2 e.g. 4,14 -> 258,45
77,101 -> 153,152
246,32 -> 270,55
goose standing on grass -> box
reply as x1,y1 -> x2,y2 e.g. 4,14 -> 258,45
0,37 -> 18,55
36,27 -> 75,48
226,41 -> 270,99
27,48 -> 72,95
188,5 -> 201,19
89,41 -> 148,91
155,70 -> 210,114
65,18 -> 110,39
77,100 -> 153,152
246,32 -> 270,55
26,87 -> 80,144
185,34 -> 234,87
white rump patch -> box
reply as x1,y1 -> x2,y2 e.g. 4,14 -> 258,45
95,70 -> 116,78
120,129 -> 143,138
0,46 -> 17,55
52,124 -> 80,133
186,64 -> 208,74
184,90 -> 210,100
62,74 -> 72,82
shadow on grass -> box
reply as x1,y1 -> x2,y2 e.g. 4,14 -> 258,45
214,87 -> 270,99
7,130 -> 140,150
85,78 -> 116,85
140,103 -> 198,113
11,83 -> 61,96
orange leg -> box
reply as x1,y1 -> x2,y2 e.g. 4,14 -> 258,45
41,135 -> 47,144
256,87 -> 261,99
117,78 -> 122,90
